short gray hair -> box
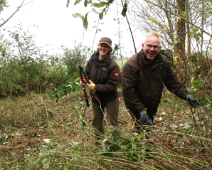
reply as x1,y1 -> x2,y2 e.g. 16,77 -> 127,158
146,32 -> 159,37
145,32 -> 160,44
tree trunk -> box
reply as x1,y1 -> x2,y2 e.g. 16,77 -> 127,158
174,0 -> 187,85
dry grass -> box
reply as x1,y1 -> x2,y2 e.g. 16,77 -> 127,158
0,90 -> 211,169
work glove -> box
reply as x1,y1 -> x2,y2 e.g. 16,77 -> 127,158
139,111 -> 153,125
87,79 -> 96,92
186,95 -> 199,108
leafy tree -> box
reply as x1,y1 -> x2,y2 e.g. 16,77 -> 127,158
62,42 -> 90,79
47,54 -> 68,90
0,0 -> 7,13
0,24 -> 68,96
111,44 -> 120,60
7,24 -> 41,92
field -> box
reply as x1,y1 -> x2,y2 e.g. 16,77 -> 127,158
0,89 -> 211,169
116,60 -> 126,70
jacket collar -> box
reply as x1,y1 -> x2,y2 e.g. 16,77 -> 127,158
90,51 -> 111,63
138,49 -> 163,65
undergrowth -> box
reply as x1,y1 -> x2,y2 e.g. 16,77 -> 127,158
0,90 -> 211,169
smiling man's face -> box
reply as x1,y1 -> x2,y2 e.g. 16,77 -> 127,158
142,36 -> 161,62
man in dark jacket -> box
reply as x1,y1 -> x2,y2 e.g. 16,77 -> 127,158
85,37 -> 120,139
121,32 -> 199,126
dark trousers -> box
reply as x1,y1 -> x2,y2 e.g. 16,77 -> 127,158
92,98 -> 119,138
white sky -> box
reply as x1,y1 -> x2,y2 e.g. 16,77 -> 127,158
1,0 -> 143,56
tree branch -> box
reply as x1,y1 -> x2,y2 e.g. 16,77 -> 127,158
144,0 -> 212,37
0,0 -> 26,28
121,0 -> 137,54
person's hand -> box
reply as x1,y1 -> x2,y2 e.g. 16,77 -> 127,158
139,111 -> 153,125
87,79 -> 96,92
186,95 -> 199,108
80,81 -> 86,90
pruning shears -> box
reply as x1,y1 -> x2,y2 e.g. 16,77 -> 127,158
78,65 -> 99,107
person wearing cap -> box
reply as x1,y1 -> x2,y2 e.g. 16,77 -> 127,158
121,32 -> 199,130
84,37 -> 120,141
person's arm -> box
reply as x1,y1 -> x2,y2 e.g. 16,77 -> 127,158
121,63 -> 145,113
164,62 -> 199,108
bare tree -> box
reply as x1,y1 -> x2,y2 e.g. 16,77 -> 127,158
129,0 -> 212,85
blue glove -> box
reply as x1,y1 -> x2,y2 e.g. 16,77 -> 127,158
186,95 -> 199,108
139,111 -> 153,125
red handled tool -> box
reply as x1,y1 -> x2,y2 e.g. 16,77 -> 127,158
78,65 -> 99,107
78,65 -> 89,107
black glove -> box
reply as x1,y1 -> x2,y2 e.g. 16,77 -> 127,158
186,95 -> 199,108
139,111 -> 153,125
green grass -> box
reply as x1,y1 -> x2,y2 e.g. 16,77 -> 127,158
116,60 -> 127,70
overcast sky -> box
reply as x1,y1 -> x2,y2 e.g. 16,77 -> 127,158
1,0 -> 143,56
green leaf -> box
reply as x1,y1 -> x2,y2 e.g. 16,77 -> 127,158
173,57 -> 178,66
83,14 -> 88,30
99,12 -> 103,20
205,98 -> 211,104
93,2 -> 107,8
108,0 -> 114,3
121,3 -> 127,17
150,18 -> 160,25
208,109 -> 212,116
72,13 -> 84,19
194,33 -> 201,40
42,158 -> 50,169
66,0 -> 70,7
74,0 -> 82,5
84,0 -> 88,7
